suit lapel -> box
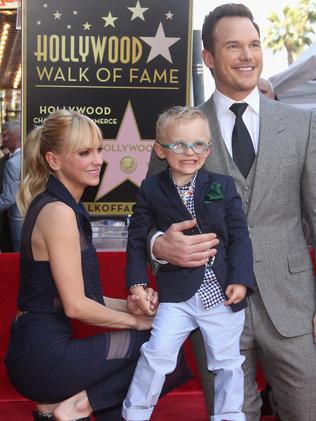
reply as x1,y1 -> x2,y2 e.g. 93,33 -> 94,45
201,96 -> 291,220
201,97 -> 244,186
247,97 -> 289,220
194,171 -> 211,231
159,169 -> 192,220
159,170 -> 211,226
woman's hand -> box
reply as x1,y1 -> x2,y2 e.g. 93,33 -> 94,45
133,314 -> 154,331
127,287 -> 158,316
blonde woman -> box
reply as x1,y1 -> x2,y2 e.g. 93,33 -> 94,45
4,110 -> 157,421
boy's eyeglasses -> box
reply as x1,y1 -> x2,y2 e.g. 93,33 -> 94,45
157,140 -> 212,154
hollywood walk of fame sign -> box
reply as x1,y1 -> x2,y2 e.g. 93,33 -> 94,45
23,0 -> 193,216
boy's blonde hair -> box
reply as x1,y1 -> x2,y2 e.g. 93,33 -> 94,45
156,106 -> 210,143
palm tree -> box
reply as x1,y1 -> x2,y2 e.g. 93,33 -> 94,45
264,0 -> 316,65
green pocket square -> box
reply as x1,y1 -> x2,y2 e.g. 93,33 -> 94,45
204,182 -> 224,202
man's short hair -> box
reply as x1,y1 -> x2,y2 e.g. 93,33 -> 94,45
202,3 -> 260,53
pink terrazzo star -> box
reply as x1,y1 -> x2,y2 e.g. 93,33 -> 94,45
96,101 -> 154,199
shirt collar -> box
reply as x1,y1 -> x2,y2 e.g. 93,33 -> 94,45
169,169 -> 197,190
213,87 -> 260,117
46,175 -> 90,220
9,147 -> 21,158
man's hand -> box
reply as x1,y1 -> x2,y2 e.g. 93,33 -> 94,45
153,219 -> 218,267
225,284 -> 247,305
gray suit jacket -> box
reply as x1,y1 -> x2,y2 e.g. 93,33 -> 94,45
148,95 -> 316,337
0,149 -> 23,250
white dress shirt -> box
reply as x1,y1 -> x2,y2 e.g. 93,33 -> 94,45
213,88 -> 260,156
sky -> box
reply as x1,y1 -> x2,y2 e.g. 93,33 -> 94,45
192,0 -> 313,95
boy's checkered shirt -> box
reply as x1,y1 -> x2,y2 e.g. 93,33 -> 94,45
173,172 -> 225,309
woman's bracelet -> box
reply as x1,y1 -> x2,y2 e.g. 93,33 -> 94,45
130,283 -> 148,289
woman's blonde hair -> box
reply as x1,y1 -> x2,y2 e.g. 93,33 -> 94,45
18,110 -> 103,216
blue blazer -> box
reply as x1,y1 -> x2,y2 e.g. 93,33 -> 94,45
126,169 -> 254,312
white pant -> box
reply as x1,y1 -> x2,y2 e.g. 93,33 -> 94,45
122,294 -> 246,421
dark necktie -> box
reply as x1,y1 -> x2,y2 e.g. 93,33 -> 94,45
230,103 -> 255,178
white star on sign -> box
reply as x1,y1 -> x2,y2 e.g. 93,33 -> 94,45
83,22 -> 91,30
43,3 -> 48,8
140,22 -> 180,63
166,11 -> 174,20
53,11 -> 62,20
127,1 -> 148,21
73,10 -> 78,15
102,12 -> 118,28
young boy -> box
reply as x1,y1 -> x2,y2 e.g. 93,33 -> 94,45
122,106 -> 254,421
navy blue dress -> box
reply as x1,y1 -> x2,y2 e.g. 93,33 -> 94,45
4,176 -> 150,420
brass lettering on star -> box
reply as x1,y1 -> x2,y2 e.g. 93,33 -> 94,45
84,202 -> 135,215
103,144 -> 153,153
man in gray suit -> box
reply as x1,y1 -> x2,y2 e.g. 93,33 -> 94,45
0,120 -> 23,251
147,4 -> 316,421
